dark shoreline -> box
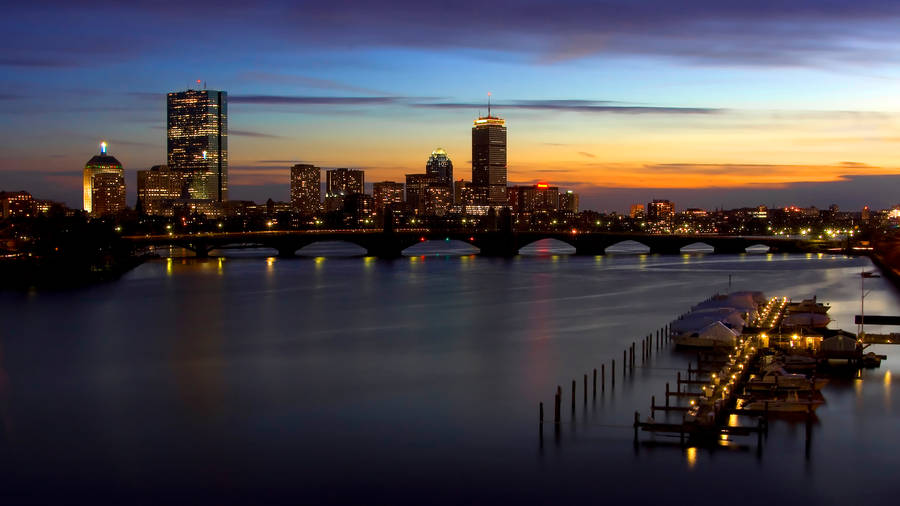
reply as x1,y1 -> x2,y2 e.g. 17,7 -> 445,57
0,254 -> 148,291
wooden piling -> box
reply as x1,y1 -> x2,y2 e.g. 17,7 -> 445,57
583,374 -> 587,405
592,368 -> 597,398
571,380 -> 576,412
651,395 -> 656,415
540,402 -> 544,424
601,364 -> 606,392
612,360 -> 615,387
555,386 -> 561,424
665,382 -> 670,407
623,350 -> 627,375
633,411 -> 640,444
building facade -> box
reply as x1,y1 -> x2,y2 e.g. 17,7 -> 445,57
325,168 -> 364,196
508,184 -> 559,213
90,172 -> 126,217
472,112 -> 507,206
425,148 -> 453,188
167,89 -> 228,201
83,142 -> 124,215
559,190 -> 579,213
647,199 -> 675,222
137,164 -> 182,216
0,191 -> 35,219
290,164 -> 321,215
372,181 -> 404,213
405,174 -> 435,215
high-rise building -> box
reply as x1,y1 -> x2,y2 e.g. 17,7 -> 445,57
425,186 -> 453,216
425,148 -> 453,188
372,181 -> 404,213
91,172 -> 126,217
326,168 -> 364,195
290,164 -> 321,215
472,105 -> 507,207
647,199 -> 675,222
405,174 -> 435,215
508,184 -> 559,213
559,190 -> 579,213
83,141 -> 124,215
629,204 -> 645,219
0,191 -> 35,218
167,88 -> 228,201
137,164 -> 182,216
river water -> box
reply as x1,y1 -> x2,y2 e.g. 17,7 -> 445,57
0,242 -> 898,504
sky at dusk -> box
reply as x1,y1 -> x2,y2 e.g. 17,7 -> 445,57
4,1 -> 900,212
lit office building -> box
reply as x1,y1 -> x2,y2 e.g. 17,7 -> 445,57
425,185 -> 453,216
90,172 -> 126,217
629,204 -> 645,219
0,191 -> 35,218
472,106 -> 507,206
559,190 -> 579,213
290,164 -> 321,215
508,184 -> 559,213
425,148 -> 453,188
405,174 -> 435,215
647,199 -> 675,222
373,181 -> 404,213
137,164 -> 183,216
326,168 -> 364,195
167,88 -> 228,201
83,141 -> 124,216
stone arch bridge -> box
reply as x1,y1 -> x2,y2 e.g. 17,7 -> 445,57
124,230 -> 842,258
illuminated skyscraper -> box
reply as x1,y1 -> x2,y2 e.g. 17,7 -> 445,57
290,164 -> 321,215
647,199 -> 675,222
325,168 -> 364,195
405,174 -> 434,215
167,88 -> 228,201
91,172 -> 126,217
559,190 -> 579,213
83,141 -> 124,215
372,181 -> 404,213
137,165 -> 182,216
425,148 -> 453,188
472,103 -> 507,207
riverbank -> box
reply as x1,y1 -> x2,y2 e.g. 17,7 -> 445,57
0,253 -> 147,290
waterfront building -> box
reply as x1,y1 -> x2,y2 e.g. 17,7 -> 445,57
559,190 -> 579,213
137,164 -> 183,216
167,88 -> 228,201
647,199 -> 675,221
405,174 -> 435,215
472,106 -> 507,206
343,193 -> 375,226
508,184 -> 559,213
629,204 -> 645,219
424,185 -> 453,216
425,148 -> 453,188
372,181 -> 404,213
325,168 -> 364,196
0,191 -> 35,218
290,164 -> 321,215
83,142 -> 124,216
90,172 -> 126,217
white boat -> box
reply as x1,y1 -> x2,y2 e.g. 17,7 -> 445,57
747,367 -> 827,391
674,321 -> 738,348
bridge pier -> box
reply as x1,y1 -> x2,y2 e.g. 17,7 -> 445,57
276,247 -> 297,258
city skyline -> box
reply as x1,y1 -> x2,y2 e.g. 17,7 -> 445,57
5,2 -> 900,211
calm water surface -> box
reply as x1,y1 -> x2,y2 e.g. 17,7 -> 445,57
1,243 -> 898,504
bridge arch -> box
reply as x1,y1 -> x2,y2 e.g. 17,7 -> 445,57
518,238 -> 576,255
605,239 -> 650,254
208,245 -> 283,257
745,243 -> 772,254
402,239 -> 480,256
296,240 -> 368,257
680,241 -> 714,254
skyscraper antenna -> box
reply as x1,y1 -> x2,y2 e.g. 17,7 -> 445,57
487,92 -> 492,117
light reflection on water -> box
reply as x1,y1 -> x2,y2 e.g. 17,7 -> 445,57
0,250 -> 898,504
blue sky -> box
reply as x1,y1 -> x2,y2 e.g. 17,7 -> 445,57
4,1 -> 900,212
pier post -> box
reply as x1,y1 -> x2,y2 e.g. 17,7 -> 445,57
540,402 -> 544,424
555,386 -> 561,424
666,382 -> 670,407
583,374 -> 587,405
677,371 -> 681,387
592,368 -> 597,398
623,350 -> 627,375
601,364 -> 606,392
571,380 -> 576,412
651,395 -> 655,416
612,360 -> 615,387
633,411 -> 640,445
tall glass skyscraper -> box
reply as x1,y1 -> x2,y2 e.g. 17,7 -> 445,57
472,111 -> 507,206
167,89 -> 228,201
